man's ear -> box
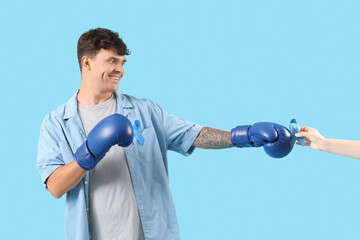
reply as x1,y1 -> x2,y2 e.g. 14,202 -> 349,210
81,56 -> 91,71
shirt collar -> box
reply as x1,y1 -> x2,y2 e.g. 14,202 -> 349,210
114,91 -> 135,118
63,91 -> 135,120
63,91 -> 78,120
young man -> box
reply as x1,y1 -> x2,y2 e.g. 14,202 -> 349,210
296,126 -> 360,159
37,28 -> 295,240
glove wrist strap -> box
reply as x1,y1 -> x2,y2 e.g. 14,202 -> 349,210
230,125 -> 253,148
74,141 -> 96,170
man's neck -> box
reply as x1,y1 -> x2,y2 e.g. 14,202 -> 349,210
77,88 -> 114,106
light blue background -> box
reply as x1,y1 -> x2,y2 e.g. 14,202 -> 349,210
1,0 -> 360,239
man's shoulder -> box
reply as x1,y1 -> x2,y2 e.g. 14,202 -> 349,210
48,103 -> 67,119
40,104 -> 66,129
41,93 -> 77,128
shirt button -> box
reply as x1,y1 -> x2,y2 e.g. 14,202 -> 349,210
84,181 -> 88,184
86,208 -> 89,212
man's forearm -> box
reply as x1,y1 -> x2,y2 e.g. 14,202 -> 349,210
46,160 -> 87,199
192,127 -> 234,149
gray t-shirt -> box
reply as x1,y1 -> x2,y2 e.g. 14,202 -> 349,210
78,94 -> 145,240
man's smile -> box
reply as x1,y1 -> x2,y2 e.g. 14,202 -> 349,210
109,74 -> 121,81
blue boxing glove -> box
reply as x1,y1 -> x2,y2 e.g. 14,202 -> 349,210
231,122 -> 294,158
74,114 -> 134,170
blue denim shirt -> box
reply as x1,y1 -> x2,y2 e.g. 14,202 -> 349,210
37,92 -> 203,240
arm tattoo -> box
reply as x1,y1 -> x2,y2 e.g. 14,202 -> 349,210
192,127 -> 234,149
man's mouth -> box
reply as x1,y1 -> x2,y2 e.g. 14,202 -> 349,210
109,75 -> 121,81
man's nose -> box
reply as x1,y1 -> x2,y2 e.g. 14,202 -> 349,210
114,64 -> 124,77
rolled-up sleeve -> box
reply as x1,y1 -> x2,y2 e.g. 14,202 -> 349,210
148,100 -> 203,156
37,116 -> 65,187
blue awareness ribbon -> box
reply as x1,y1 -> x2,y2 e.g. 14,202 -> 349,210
132,120 -> 145,145
289,118 -> 306,146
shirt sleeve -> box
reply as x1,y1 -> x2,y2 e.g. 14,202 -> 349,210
148,100 -> 203,156
36,115 -> 65,188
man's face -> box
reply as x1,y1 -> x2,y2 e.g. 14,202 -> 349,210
87,48 -> 127,93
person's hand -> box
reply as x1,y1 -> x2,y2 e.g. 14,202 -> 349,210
75,114 -> 134,170
295,126 -> 327,151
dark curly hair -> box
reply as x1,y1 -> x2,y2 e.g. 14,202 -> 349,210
77,28 -> 130,71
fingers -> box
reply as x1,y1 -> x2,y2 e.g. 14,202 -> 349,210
299,126 -> 312,132
296,126 -> 319,137
295,131 -> 309,138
